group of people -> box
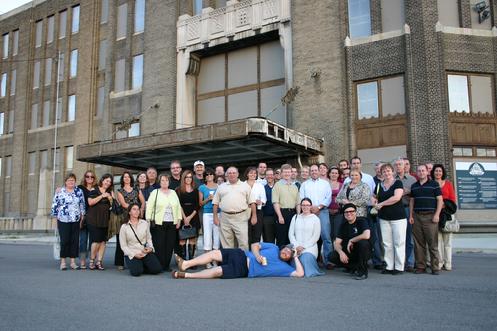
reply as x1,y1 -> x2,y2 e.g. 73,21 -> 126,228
50,156 -> 458,280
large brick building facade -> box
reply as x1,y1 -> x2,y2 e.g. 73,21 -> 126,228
0,0 -> 496,227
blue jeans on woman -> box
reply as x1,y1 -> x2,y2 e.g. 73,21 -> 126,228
79,226 -> 90,260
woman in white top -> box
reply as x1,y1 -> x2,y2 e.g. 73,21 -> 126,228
119,203 -> 161,276
289,198 -> 324,277
244,167 -> 267,245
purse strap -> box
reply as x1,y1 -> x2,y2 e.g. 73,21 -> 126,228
151,189 -> 159,221
128,222 -> 145,247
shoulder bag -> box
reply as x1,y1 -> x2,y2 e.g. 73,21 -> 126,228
443,216 -> 460,233
149,190 -> 158,228
178,225 -> 197,240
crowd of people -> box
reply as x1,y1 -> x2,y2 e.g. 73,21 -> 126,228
50,156 -> 458,279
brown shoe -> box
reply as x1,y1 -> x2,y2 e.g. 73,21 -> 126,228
414,268 -> 426,274
171,270 -> 186,279
174,253 -> 186,271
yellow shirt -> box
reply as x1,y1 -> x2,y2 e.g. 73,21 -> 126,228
145,189 -> 182,225
272,180 -> 299,208
212,180 -> 254,213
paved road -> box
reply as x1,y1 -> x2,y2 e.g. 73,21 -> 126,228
0,243 -> 496,331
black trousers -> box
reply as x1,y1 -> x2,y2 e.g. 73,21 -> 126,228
58,221 -> 80,258
125,254 -> 162,277
249,209 -> 264,245
329,240 -> 371,276
262,214 -> 276,243
275,209 -> 295,247
114,234 -> 125,267
151,222 -> 177,271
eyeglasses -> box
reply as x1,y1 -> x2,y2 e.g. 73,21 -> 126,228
185,176 -> 193,179
206,173 -> 214,176
301,204 -> 312,207
344,210 -> 356,214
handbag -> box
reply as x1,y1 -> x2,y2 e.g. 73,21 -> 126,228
111,198 -> 124,215
149,189 -> 159,228
178,225 -> 197,240
443,216 -> 460,233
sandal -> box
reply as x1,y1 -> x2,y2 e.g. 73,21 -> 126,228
171,270 -> 185,279
70,263 -> 80,270
60,264 -> 67,271
89,259 -> 95,270
174,254 -> 186,271
96,260 -> 105,270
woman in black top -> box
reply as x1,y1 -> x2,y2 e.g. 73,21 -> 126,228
87,173 -> 115,270
372,163 -> 405,275
77,170 -> 97,269
176,170 -> 201,261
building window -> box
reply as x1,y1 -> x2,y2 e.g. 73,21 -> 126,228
47,15 -> 55,44
132,54 -> 143,89
2,33 -> 8,58
476,147 -> 496,157
40,150 -> 48,170
43,101 -> 51,127
45,58 -> 52,86
96,86 -> 105,117
35,20 -> 43,47
59,10 -> 67,39
10,69 -> 16,96
348,0 -> 371,38
65,146 -> 74,171
448,74 -> 494,114
0,112 -> 4,135
194,0 -> 203,15
117,4 -> 128,40
98,39 -> 107,70
114,58 -> 125,92
101,0 -> 109,24
7,110 -> 14,133
5,156 -> 12,177
356,76 -> 406,120
381,0 -> 404,32
452,146 -> 495,157
134,0 -> 145,33
67,95 -> 76,121
70,49 -> 78,78
58,52 -> 65,82
115,122 -> 140,139
31,104 -> 39,129
71,5 -> 80,34
0,157 -> 2,176
56,97 -> 63,123
28,152 -> 36,175
197,41 -> 286,125
33,61 -> 40,89
12,30 -> 18,56
53,148 -> 61,173
0,73 -> 6,97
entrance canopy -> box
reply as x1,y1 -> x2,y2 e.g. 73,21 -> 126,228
77,118 -> 324,171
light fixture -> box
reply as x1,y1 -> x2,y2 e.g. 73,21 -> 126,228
473,1 -> 491,24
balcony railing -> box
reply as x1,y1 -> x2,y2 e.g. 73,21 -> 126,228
177,0 -> 290,50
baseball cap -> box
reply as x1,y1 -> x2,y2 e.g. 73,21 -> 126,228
194,160 -> 205,167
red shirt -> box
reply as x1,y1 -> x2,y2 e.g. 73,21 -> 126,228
440,180 -> 456,202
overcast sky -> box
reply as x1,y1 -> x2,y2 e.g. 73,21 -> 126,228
0,0 -> 33,15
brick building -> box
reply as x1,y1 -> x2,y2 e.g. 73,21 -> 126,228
0,0 -> 496,228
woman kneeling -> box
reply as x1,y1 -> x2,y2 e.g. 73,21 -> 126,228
119,203 -> 161,277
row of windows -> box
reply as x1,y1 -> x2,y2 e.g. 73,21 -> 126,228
29,95 -> 76,130
347,0 -> 493,38
355,73 -> 494,120
116,0 -> 146,40
114,54 -> 144,92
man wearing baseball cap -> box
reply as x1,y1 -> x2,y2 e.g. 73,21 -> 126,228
193,160 -> 205,187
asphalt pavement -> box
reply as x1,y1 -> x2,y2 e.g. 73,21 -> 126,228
0,243 -> 496,331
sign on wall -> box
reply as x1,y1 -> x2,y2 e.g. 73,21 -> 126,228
455,161 -> 497,209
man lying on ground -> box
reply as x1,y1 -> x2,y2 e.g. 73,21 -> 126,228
171,242 -> 304,279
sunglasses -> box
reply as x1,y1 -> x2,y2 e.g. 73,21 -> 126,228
85,175 -> 95,179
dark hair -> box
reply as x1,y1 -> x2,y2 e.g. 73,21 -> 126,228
98,173 -> 114,192
136,171 -> 149,188
64,173 -> 77,183
318,162 -> 328,170
328,166 -> 341,178
127,202 -> 141,214
120,171 -> 135,187
350,156 -> 361,163
243,166 -> 257,180
380,163 -> 394,174
431,164 -> 447,180
204,168 -> 215,183
300,197 -> 313,206
339,159 -> 349,166
80,170 -> 96,187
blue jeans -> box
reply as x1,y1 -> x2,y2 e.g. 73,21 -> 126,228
79,226 -> 90,259
405,207 -> 414,268
318,209 -> 332,264
369,215 -> 384,266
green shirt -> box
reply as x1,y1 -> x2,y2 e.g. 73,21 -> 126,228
272,180 -> 299,209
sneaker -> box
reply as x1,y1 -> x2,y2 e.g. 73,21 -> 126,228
354,273 -> 368,280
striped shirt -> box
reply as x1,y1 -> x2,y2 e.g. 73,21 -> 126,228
410,180 -> 442,212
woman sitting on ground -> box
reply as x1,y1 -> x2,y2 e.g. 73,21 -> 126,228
288,198 -> 324,277
119,203 -> 161,277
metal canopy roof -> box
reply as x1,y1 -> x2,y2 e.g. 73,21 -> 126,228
77,118 -> 324,171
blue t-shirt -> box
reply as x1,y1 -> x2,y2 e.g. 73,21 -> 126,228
245,243 -> 295,278
198,184 -> 218,213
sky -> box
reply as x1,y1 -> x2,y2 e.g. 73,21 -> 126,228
0,0 -> 33,15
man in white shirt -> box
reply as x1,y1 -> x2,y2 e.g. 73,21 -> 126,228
299,164 -> 332,267
256,162 -> 267,185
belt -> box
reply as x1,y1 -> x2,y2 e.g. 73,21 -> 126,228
415,211 -> 434,215
223,209 -> 247,215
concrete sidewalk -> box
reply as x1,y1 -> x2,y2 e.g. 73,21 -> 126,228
1,232 -> 496,253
